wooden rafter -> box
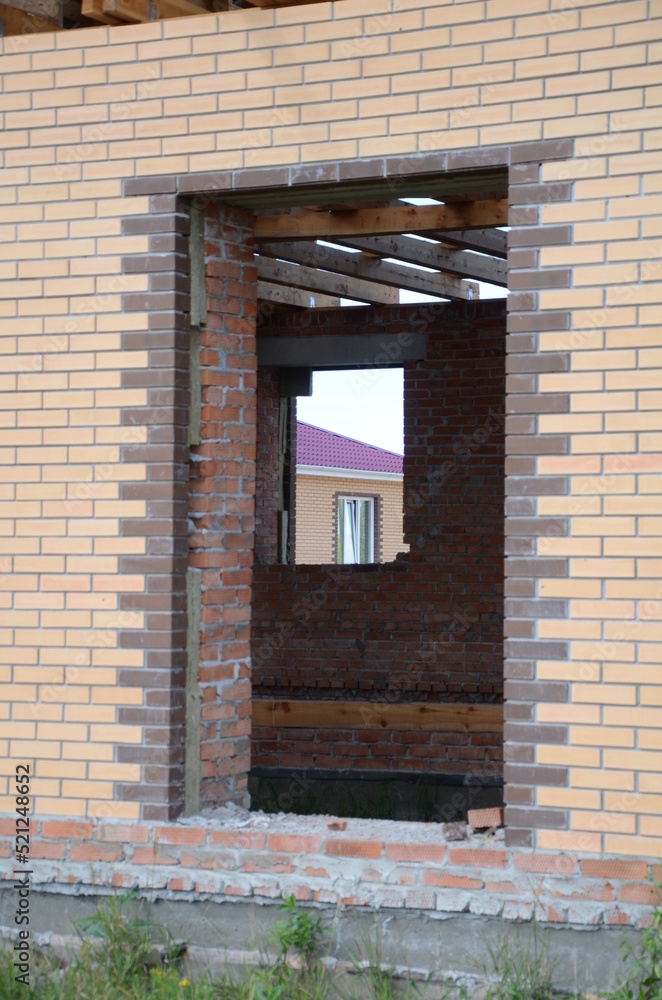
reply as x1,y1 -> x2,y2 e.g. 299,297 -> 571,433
254,201 -> 508,243
258,281 -> 340,310
0,0 -> 62,30
257,257 -> 399,306
253,699 -> 504,733
436,228 -> 508,259
257,242 -> 479,301
101,0 -> 211,21
9,0 -> 60,21
81,0 -> 122,23
246,0 -> 340,6
319,234 -> 507,287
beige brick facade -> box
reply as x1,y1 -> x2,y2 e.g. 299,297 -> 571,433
0,0 -> 661,875
295,472 -> 407,564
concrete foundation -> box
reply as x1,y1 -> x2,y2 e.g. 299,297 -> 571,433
0,889 -> 638,997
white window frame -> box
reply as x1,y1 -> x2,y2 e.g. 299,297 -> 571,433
337,495 -> 375,564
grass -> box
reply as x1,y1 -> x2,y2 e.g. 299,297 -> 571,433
1,890 -> 661,1000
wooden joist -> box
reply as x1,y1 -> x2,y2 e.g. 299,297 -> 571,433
436,228 -> 508,259
101,0 -> 211,21
0,0 -> 62,31
253,699 -> 504,734
257,241 -> 479,301
8,0 -> 60,22
257,281 -> 340,310
327,234 -> 507,287
81,0 -> 123,23
253,200 -> 508,242
247,0 -> 336,6
257,256 -> 399,306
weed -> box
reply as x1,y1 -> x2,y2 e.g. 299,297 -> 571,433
483,925 -> 556,1000
266,893 -> 326,969
609,892 -> 662,1000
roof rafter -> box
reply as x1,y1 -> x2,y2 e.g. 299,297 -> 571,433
257,281 -> 340,310
320,234 -> 506,286
434,228 -> 508,259
256,241 -> 479,300
257,257 -> 399,306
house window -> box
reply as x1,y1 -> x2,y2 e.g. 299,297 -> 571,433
337,496 -> 375,564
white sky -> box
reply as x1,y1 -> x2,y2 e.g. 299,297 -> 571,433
297,282 -> 507,456
294,199 -> 508,454
297,367 -> 406,455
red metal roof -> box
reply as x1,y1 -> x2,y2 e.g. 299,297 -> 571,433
296,421 -> 403,474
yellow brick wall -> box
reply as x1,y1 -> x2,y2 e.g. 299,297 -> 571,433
295,472 -> 407,564
0,0 -> 660,853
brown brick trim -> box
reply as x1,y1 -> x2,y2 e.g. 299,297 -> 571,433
122,141 -> 574,201
120,138 -> 576,835
116,192 -> 192,822
504,155 -> 575,850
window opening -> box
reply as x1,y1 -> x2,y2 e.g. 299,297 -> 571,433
337,496 -> 375,564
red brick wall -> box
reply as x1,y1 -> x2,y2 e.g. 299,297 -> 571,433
251,301 -> 506,775
255,368 -> 280,566
188,203 -> 257,809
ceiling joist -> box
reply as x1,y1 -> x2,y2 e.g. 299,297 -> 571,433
257,241 -> 479,301
321,234 -> 507,287
253,200 -> 508,242
101,0 -> 210,20
258,281 -> 340,311
436,228 -> 508,259
257,257 -> 400,306
0,0 -> 62,30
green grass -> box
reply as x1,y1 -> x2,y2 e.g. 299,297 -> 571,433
2,890 -> 661,1000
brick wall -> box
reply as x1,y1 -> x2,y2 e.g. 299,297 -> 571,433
0,0 -> 660,869
188,203 -> 257,810
255,368 -> 280,566
251,301 -> 505,774
295,472 -> 406,565
1,814 -> 658,929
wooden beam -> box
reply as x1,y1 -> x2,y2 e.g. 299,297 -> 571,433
253,200 -> 508,242
5,0 -> 61,23
253,699 -> 504,733
323,234 -> 507,287
258,281 -> 341,310
81,0 -> 122,23
103,0 -> 210,20
0,0 -> 62,30
257,242 -> 479,301
257,257 -> 399,306
247,0 -> 339,6
435,228 -> 508,259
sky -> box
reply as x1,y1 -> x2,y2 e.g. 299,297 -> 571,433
296,275 -> 507,456
293,200 -> 508,455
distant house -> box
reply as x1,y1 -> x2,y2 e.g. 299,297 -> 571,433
295,421 -> 408,565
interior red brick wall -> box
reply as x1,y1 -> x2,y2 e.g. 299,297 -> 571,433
188,203 -> 258,809
251,301 -> 506,775
255,368 -> 280,566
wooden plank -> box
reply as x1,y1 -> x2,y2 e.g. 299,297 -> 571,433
0,0 -> 62,30
257,281 -> 341,310
103,0 -> 211,21
435,228 -> 508,259
257,241 -> 480,301
253,200 -> 508,242
325,234 -> 507,287
247,0 -> 340,6
4,0 -> 61,24
81,0 -> 122,23
257,257 -> 399,306
253,699 -> 504,733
